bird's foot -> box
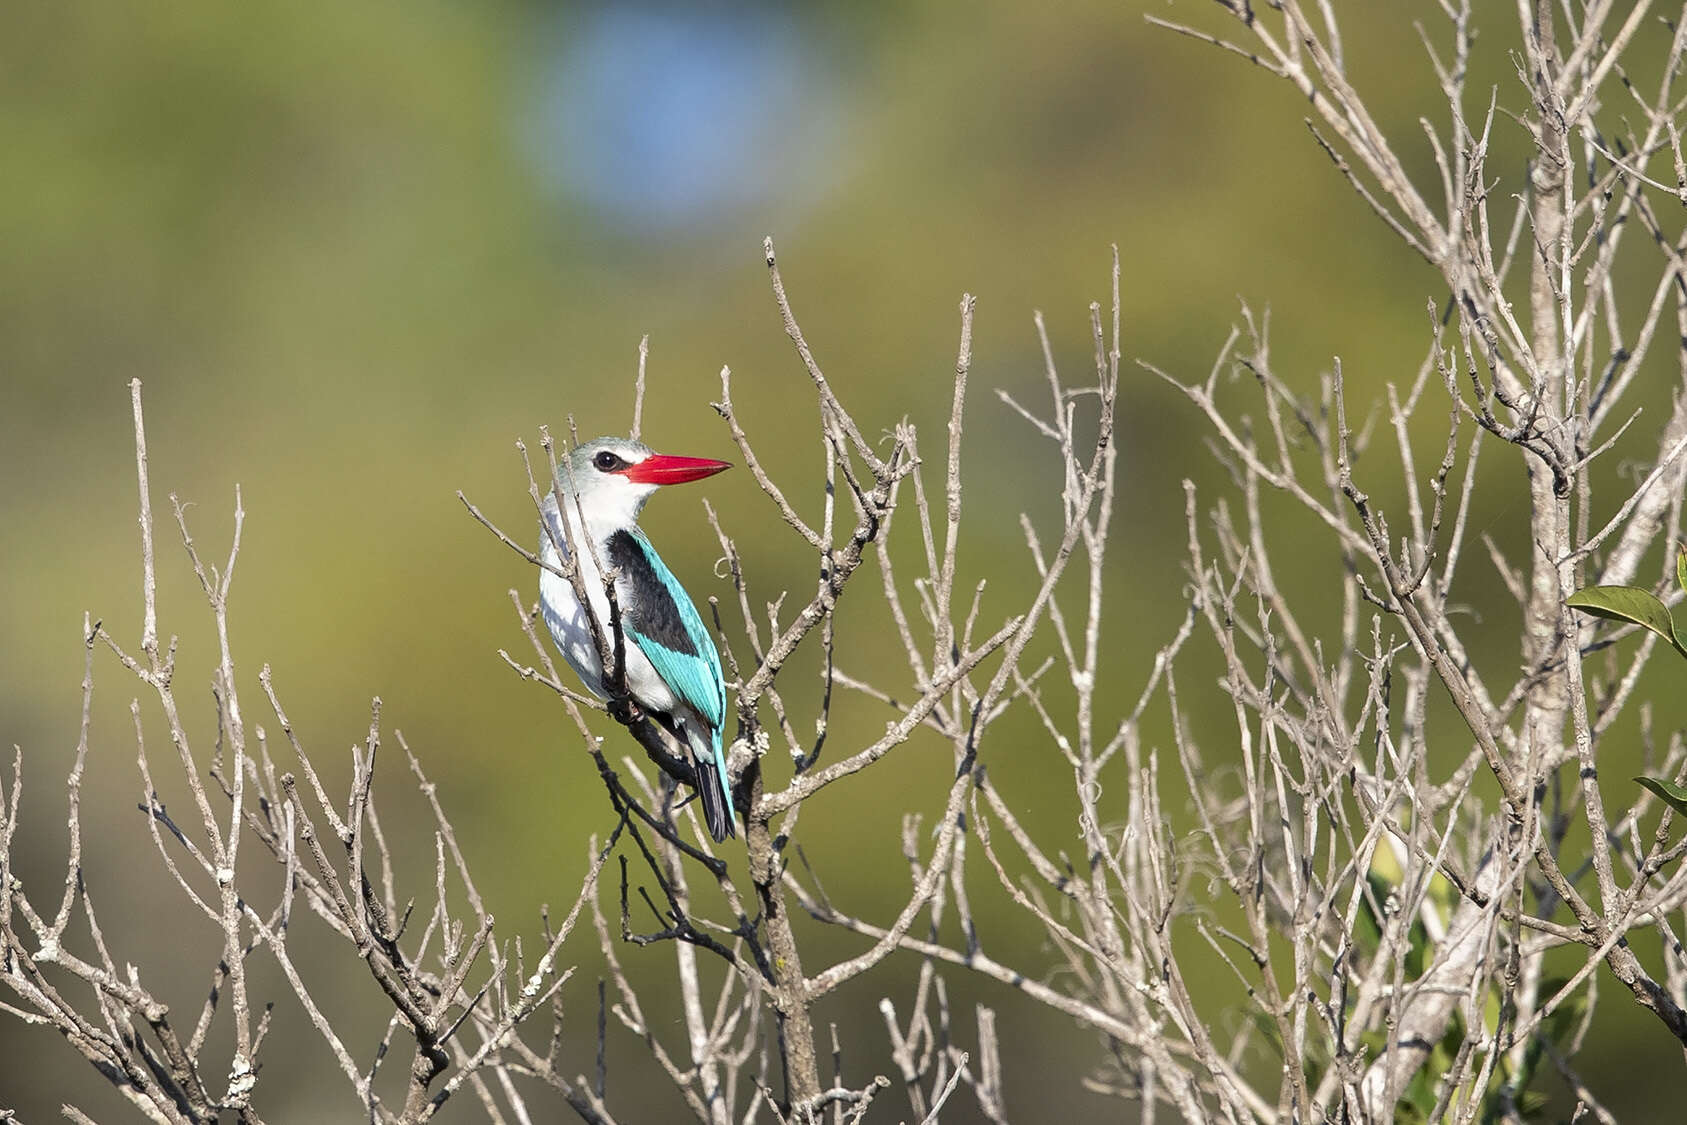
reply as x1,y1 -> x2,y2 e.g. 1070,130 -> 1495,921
607,696 -> 644,726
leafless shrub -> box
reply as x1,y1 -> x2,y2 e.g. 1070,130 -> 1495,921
461,242 -> 1069,1123
0,379 -> 639,1123
789,0 -> 1687,1120
7,3 -> 1687,1123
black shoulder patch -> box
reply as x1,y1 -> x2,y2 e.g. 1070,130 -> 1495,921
606,529 -> 699,656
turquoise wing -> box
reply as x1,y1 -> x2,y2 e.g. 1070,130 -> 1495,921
611,529 -> 726,735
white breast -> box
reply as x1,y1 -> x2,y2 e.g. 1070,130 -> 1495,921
538,494 -> 680,715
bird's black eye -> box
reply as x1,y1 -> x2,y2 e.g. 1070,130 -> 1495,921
593,450 -> 621,472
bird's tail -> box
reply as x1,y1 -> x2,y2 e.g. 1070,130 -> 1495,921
694,730 -> 736,842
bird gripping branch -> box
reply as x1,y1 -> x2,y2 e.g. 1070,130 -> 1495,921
539,436 -> 736,841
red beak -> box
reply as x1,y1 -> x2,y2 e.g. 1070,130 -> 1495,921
620,453 -> 733,486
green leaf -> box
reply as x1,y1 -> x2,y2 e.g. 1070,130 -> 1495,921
1637,776 -> 1687,817
1677,543 -> 1687,599
1566,585 -> 1687,660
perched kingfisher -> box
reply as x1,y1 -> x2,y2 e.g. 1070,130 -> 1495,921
538,436 -> 736,841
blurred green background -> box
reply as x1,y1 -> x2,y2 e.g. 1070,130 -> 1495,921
4,0 -> 1685,1119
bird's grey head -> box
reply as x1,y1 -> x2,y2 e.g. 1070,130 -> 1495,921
561,437 -> 653,487
556,436 -> 731,529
